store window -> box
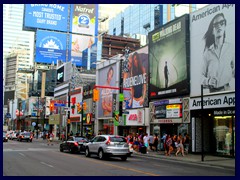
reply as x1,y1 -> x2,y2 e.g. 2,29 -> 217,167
213,116 -> 234,156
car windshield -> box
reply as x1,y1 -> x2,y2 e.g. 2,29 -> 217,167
110,137 -> 126,143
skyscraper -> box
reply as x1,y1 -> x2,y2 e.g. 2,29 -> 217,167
3,4 -> 35,101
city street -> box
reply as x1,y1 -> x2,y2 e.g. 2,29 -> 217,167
3,139 -> 235,176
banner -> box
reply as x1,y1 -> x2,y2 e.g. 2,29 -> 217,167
190,4 -> 235,96
149,14 -> 190,99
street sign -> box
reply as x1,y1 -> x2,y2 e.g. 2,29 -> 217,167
54,103 -> 66,107
6,113 -> 11,118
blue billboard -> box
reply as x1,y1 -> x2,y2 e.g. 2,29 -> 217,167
35,30 -> 67,64
68,34 -> 97,68
70,4 -> 98,36
24,4 -> 69,32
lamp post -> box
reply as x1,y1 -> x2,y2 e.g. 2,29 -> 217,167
36,92 -> 40,139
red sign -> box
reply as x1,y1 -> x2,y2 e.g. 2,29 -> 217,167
128,114 -> 137,121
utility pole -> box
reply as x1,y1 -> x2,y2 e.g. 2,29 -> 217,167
36,93 -> 40,139
67,82 -> 71,140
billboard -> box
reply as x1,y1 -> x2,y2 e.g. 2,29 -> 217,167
68,34 -> 97,67
122,46 -> 149,109
149,14 -> 190,99
35,30 -> 67,64
97,64 -> 118,118
70,4 -> 98,36
190,4 -> 235,96
24,4 -> 69,32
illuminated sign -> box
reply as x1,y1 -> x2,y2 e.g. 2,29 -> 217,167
166,104 -> 182,118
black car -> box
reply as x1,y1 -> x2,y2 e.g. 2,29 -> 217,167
60,136 -> 88,154
17,132 -> 33,142
3,132 -> 8,142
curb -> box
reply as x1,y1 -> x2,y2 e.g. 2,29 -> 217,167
132,152 -> 235,170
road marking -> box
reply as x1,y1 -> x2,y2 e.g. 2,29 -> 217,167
60,152 -> 160,176
3,148 -> 51,152
19,153 -> 26,157
40,162 -> 54,168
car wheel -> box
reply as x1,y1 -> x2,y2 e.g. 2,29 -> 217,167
69,148 -> 75,154
121,156 -> 127,161
60,147 -> 63,152
98,149 -> 105,160
30,140 -> 32,142
85,147 -> 91,157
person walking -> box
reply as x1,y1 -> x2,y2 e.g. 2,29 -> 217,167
183,133 -> 190,155
153,134 -> 159,152
47,132 -> 54,146
143,133 -> 149,154
175,134 -> 185,156
148,134 -> 154,151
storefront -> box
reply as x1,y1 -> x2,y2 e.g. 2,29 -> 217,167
190,93 -> 235,157
149,98 -> 190,138
118,108 -> 148,136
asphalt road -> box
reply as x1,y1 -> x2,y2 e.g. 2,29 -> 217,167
3,139 -> 235,176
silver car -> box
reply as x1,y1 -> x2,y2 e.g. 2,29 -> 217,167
84,135 -> 130,161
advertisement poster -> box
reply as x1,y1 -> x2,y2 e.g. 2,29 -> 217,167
97,64 -> 117,118
122,46 -> 149,109
70,4 -> 98,36
70,90 -> 83,119
68,34 -> 96,67
24,4 -> 69,32
190,4 -> 235,96
35,30 -> 67,64
149,14 -> 190,99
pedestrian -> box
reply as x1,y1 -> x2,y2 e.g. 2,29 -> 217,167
143,133 -> 149,154
47,132 -> 54,146
183,133 -> 190,155
161,133 -> 167,153
175,134 -> 185,156
148,134 -> 154,151
166,134 -> 173,156
153,134 -> 159,151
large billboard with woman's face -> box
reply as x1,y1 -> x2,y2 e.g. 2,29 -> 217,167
123,46 -> 149,109
149,14 -> 190,99
97,64 -> 118,118
190,4 -> 235,96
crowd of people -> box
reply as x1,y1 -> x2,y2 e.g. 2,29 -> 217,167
125,132 -> 190,156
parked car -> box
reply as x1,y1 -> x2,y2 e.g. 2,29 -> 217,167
17,132 -> 33,142
9,131 -> 18,140
3,132 -> 8,142
60,136 -> 88,154
84,135 -> 130,161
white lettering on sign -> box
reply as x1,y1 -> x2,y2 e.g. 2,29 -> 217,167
128,114 -> 137,121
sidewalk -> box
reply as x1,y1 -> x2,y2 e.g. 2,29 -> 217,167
132,150 -> 235,169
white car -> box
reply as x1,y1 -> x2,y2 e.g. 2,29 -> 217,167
9,131 -> 18,140
84,135 -> 131,161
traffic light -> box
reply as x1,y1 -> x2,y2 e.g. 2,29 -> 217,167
93,89 -> 99,101
83,102 -> 87,111
50,101 -> 54,112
